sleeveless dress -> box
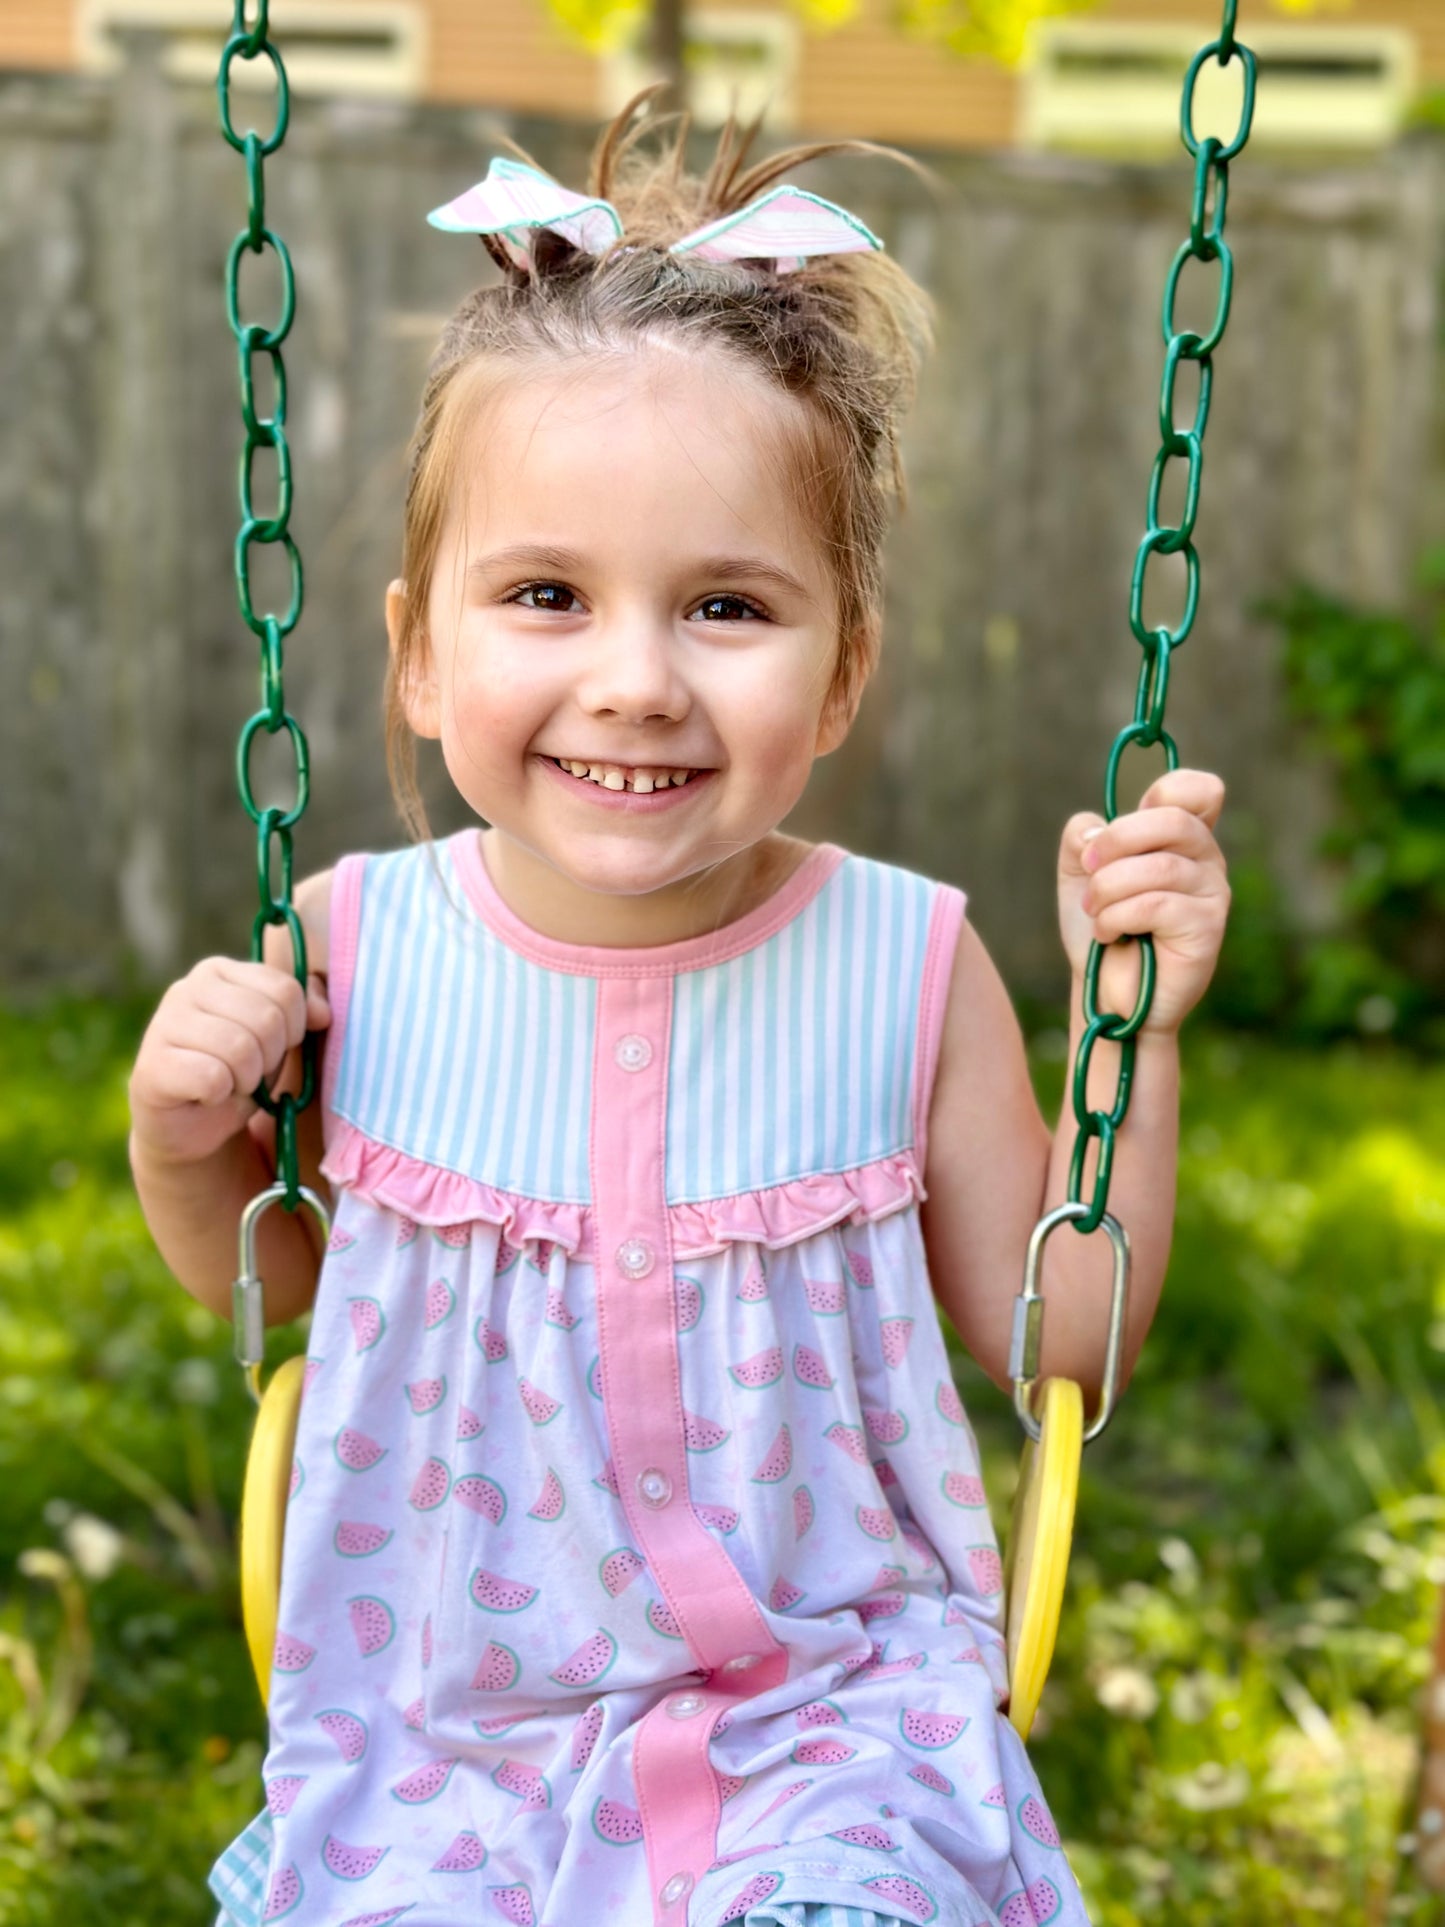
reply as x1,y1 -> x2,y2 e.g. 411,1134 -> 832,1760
207,830 -> 1091,1927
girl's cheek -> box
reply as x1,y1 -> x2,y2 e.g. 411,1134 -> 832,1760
750,659 -> 833,754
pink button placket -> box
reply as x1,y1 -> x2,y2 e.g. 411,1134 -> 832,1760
591,976 -> 787,1922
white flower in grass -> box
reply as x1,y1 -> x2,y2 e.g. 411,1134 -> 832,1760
1169,1671 -> 1219,1724
1094,1665 -> 1160,1720
1170,1761 -> 1251,1811
171,1357 -> 220,1405
62,1512 -> 126,1581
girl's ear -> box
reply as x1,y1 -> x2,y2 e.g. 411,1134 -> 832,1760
813,630 -> 871,757
386,578 -> 441,739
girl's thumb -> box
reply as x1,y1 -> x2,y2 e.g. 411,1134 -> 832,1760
1061,811 -> 1107,875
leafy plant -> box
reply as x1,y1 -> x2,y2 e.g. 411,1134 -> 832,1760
0,993 -> 294,1923
1253,545 -> 1445,1045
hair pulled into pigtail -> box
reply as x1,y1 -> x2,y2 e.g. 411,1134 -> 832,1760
385,88 -> 937,851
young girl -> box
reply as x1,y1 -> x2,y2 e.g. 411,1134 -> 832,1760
129,97 -> 1228,1927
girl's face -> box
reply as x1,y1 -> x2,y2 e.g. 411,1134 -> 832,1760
390,345 -> 859,941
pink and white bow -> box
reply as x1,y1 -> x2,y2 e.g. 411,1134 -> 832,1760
426,156 -> 882,275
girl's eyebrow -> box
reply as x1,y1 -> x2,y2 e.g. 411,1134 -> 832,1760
466,544 -> 814,602
695,556 -> 815,602
467,543 -> 584,582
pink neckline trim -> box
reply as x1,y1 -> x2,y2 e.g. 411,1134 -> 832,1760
449,830 -> 847,976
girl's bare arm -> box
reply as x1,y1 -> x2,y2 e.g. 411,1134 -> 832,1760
920,922 -> 1177,1407
128,871 -> 335,1327
921,771 -> 1226,1410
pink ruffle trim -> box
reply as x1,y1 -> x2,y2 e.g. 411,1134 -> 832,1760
320,1118 -> 925,1261
667,1155 -> 925,1259
320,1122 -> 589,1256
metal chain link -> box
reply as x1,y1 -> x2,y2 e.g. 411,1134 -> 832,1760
1069,0 -> 1255,1241
1012,0 -> 1255,1444
218,0 -> 314,1215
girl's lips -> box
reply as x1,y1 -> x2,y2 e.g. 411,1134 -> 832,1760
536,754 -> 717,813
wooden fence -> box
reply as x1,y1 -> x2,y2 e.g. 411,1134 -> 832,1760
2,36 -> 1442,1000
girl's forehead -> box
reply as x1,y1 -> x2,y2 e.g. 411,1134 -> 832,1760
485,341 -> 787,435
453,347 -> 818,550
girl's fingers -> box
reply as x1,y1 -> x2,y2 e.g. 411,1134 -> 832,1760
147,966 -> 309,1109
205,957 -> 329,1044
189,970 -> 301,1067
1059,811 -> 1109,878
164,1013 -> 272,1106
1078,803 -> 1225,874
153,1041 -> 258,1111
1083,850 -> 1211,914
1091,878 -> 1229,946
1137,767 -> 1225,824
239,953 -> 332,1027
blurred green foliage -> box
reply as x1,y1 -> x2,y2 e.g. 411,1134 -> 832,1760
1,994 -> 1444,1922
1211,546 -> 1445,1048
0,993 -> 304,1925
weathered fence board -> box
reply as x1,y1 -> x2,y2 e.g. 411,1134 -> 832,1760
1,44 -> 1441,1000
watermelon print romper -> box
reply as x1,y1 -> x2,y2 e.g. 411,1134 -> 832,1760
207,829 -> 1091,1927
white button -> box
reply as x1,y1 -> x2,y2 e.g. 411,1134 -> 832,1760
660,1872 -> 694,1907
638,1468 -> 672,1508
615,1033 -> 652,1072
722,1652 -> 761,1673
668,1692 -> 704,1719
616,1237 -> 654,1278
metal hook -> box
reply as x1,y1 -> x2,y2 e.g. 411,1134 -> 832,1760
1009,1201 -> 1131,1445
232,1180 -> 332,1405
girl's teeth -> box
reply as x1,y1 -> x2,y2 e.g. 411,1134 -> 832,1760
554,758 -> 697,792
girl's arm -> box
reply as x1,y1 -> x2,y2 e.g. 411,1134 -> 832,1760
128,871 -> 335,1327
131,1111 -> 328,1328
921,769 -> 1227,1412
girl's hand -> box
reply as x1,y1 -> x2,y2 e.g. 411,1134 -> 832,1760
1057,768 -> 1230,1036
128,958 -> 332,1168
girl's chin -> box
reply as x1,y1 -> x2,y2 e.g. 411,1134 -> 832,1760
545,847 -> 713,898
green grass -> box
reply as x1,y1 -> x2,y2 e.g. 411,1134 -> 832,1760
1,993 -> 1443,1921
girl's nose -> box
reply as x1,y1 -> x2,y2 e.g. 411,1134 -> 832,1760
576,618 -> 691,726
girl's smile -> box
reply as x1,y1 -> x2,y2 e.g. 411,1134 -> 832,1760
535,752 -> 718,811
390,345 -> 861,947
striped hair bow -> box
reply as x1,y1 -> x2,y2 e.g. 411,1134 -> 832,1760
426,156 -> 883,276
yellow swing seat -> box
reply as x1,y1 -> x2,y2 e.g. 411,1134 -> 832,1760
1001,1202 -> 1130,1739
240,1354 -> 307,1708
238,1349 -> 1092,1730
233,1181 -> 331,1710
1004,1376 -> 1083,1740
233,1190 -> 1125,1730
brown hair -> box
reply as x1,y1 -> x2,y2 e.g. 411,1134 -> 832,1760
385,90 -> 935,847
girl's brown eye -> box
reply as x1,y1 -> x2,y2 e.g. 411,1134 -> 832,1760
513,582 -> 578,613
695,595 -> 765,622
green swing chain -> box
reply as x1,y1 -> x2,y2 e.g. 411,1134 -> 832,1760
1012,1 -> 1255,1443
1066,0 -> 1256,1234
218,1 -> 313,1218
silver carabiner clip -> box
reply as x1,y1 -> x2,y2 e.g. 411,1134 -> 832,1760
1009,1201 -> 1131,1445
232,1180 -> 332,1407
